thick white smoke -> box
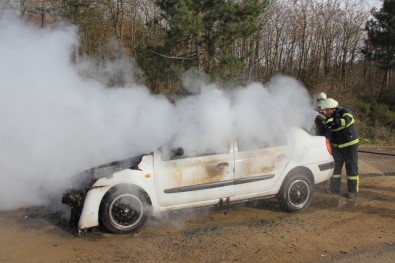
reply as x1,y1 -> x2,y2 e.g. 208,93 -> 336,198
0,11 -> 177,210
0,10 -> 313,211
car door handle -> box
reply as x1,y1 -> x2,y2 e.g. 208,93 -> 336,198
217,162 -> 229,168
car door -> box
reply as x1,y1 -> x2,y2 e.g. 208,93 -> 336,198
234,140 -> 288,196
154,143 -> 235,207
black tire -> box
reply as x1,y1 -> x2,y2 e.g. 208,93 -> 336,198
277,174 -> 313,212
99,186 -> 150,234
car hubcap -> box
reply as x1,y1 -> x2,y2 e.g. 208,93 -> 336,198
288,179 -> 310,208
109,194 -> 143,229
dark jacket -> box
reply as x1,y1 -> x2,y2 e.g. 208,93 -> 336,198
314,112 -> 327,136
324,107 -> 359,148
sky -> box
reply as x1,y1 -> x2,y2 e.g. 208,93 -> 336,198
0,9 -> 314,211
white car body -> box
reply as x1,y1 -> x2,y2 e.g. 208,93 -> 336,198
63,127 -> 334,234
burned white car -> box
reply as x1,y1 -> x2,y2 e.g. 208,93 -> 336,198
62,127 -> 334,234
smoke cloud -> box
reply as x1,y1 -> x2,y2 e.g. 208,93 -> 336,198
0,10 -> 313,211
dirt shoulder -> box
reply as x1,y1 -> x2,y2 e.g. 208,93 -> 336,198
1,145 -> 394,263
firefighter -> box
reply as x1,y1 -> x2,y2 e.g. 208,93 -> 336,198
313,110 -> 327,136
312,92 -> 327,136
315,92 -> 327,106
320,98 -> 359,198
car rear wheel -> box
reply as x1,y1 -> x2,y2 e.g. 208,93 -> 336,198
278,174 -> 313,212
99,186 -> 150,234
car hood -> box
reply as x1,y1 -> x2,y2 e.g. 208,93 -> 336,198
68,155 -> 145,190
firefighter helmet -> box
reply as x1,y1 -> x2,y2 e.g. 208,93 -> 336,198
316,92 -> 327,101
320,98 -> 338,110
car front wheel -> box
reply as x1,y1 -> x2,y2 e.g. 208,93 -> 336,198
99,187 -> 150,234
278,174 -> 313,212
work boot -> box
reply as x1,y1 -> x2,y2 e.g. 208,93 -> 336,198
346,192 -> 357,199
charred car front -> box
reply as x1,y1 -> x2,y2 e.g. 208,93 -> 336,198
62,155 -> 143,228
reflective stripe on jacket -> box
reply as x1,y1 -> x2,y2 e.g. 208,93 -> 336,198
326,107 -> 359,148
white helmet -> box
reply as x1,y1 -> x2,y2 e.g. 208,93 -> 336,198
320,98 -> 338,110
316,92 -> 327,101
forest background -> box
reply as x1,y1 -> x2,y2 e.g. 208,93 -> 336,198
2,0 -> 394,144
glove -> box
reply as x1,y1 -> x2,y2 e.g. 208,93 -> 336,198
324,118 -> 334,128
325,117 -> 340,129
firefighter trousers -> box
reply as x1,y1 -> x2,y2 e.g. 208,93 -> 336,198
330,144 -> 359,193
